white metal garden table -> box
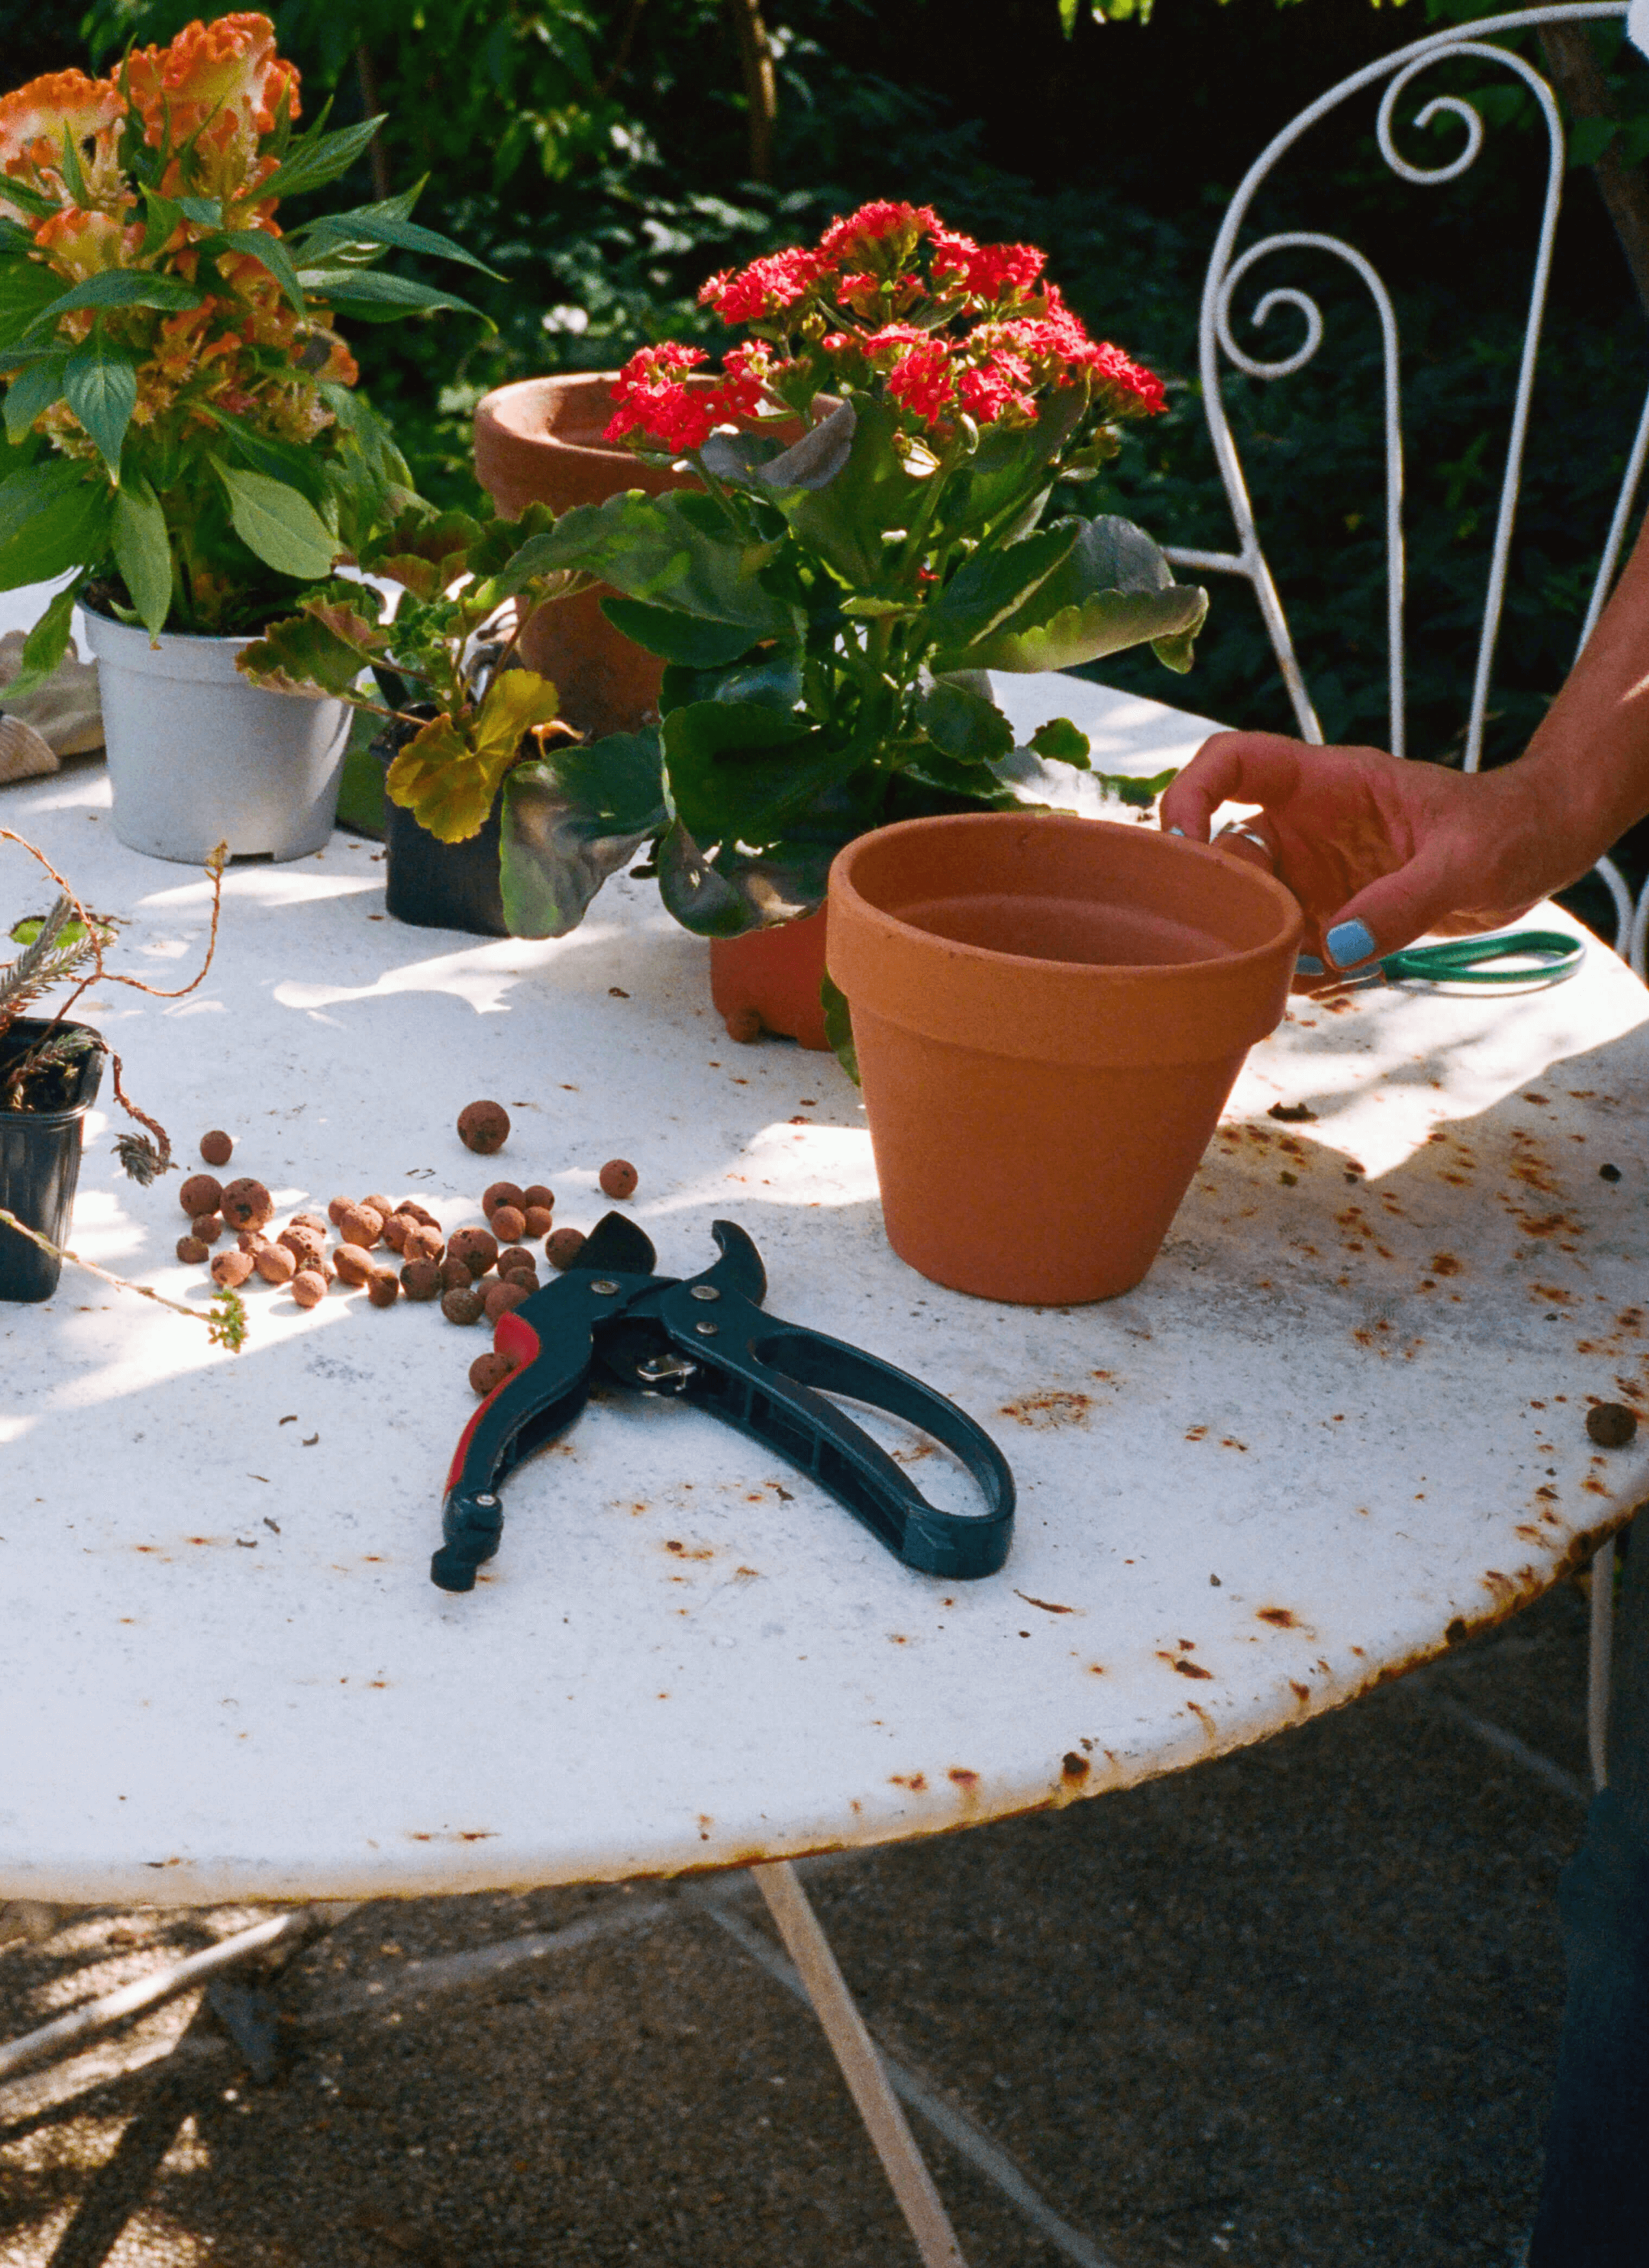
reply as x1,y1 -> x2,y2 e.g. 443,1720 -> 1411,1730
3,605 -> 1648,2265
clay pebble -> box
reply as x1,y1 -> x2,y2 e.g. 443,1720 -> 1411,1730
490,1203 -> 526,1245
338,1202 -> 384,1250
448,1226 -> 498,1278
191,1212 -> 223,1245
199,1130 -> 234,1168
496,1245 -> 537,1280
521,1184 -> 554,1212
177,1235 -> 209,1265
366,1266 -> 400,1309
332,1243 -> 373,1287
381,1213 -> 411,1253
522,1204 -> 554,1238
212,1248 -> 254,1289
482,1181 -> 526,1219
291,1270 -> 326,1309
255,1244 -> 297,1286
441,1285 -> 485,1326
599,1159 -> 638,1201
403,1223 -> 444,1263
469,1351 -> 519,1398
401,1260 -> 442,1302
220,1178 -> 273,1232
546,1227 -> 587,1270
179,1173 -> 222,1219
483,1276 -> 531,1322
1586,1402 -> 1638,1449
458,1099 -> 510,1155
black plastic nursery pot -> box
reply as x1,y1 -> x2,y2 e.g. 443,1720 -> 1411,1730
377,740 -> 508,939
0,1018 -> 104,1303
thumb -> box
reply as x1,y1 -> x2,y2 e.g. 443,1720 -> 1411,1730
1321,840 -> 1466,968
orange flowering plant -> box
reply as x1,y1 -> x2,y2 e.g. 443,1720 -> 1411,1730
0,12 -> 489,687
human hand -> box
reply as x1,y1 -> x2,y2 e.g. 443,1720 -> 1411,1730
1158,732 -> 1581,970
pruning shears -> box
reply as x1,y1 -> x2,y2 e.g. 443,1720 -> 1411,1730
1319,929 -> 1586,993
434,1212 -> 1016,1594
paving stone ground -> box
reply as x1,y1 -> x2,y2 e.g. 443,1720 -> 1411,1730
0,1575 -> 1593,2268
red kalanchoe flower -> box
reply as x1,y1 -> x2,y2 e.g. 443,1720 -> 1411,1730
818,199 -> 938,268
956,351 -> 1035,427
1088,340 -> 1167,417
605,342 -> 716,452
699,245 -> 826,325
883,337 -> 954,426
713,340 -> 774,421
932,233 -> 1047,304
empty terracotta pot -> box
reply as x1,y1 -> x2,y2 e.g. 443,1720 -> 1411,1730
473,373 -> 695,739
710,909 -> 831,1048
827,813 -> 1302,1304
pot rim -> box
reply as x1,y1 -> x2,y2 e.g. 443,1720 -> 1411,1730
0,1016 -> 104,1126
829,810 -> 1302,983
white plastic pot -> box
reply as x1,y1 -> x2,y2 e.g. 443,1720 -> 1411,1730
83,608 -> 349,864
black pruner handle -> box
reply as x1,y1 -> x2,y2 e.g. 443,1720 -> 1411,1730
657,1282 -> 1015,1579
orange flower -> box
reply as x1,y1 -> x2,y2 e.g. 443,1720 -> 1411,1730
32,203 -> 135,280
0,68 -> 124,214
128,14 -> 300,205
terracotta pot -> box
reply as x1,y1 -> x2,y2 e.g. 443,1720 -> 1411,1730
473,373 -> 695,740
827,813 -> 1303,1305
710,908 -> 831,1049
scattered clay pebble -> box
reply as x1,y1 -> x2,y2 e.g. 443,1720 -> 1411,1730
367,1266 -> 400,1309
365,1194 -> 397,1223
220,1178 -> 273,1232
333,1243 -> 373,1287
380,1212 -> 411,1253
522,1203 -> 554,1239
191,1212 -> 223,1245
291,1270 -> 326,1309
438,1256 -> 473,1293
327,1197 -> 352,1227
521,1183 -> 554,1212
484,1276 -> 531,1322
238,1228 -> 271,1256
448,1226 -> 498,1278
395,1199 -> 440,1227
546,1227 -> 587,1270
177,1234 -> 209,1265
199,1129 -> 234,1168
338,1202 -> 384,1250
458,1099 -> 510,1155
401,1259 -> 442,1302
256,1245 -> 297,1287
483,1181 -> 526,1219
1586,1403 -> 1638,1449
212,1248 -> 255,1289
599,1159 -> 638,1201
291,1211 -> 328,1235
497,1245 -> 537,1279
279,1224 -> 324,1264
1600,1162 -> 1623,1183
490,1203 -> 526,1245
403,1223 -> 444,1263
469,1351 -> 519,1398
179,1173 -> 222,1218
725,1008 -> 762,1044
441,1285 -> 485,1326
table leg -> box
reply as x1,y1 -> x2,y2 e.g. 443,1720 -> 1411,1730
751,1859 -> 967,2268
1589,1536 -> 1615,1790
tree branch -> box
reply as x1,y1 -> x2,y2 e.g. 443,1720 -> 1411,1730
1536,20 -> 1649,324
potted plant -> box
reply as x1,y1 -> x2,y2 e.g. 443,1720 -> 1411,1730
235,504 -> 609,936
0,12 -> 488,863
482,199 -> 1210,1045
0,826 -> 238,1326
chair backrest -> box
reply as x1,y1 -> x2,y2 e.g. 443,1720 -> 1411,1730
1166,1 -> 1649,968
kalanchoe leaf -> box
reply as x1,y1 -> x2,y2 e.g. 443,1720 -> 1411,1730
506,491 -> 788,632
820,972 -> 860,1087
599,599 -> 759,669
776,392 -> 929,587
1028,716 -> 1092,768
655,822 -> 838,938
703,398 -> 858,496
499,730 -> 666,940
917,677 -> 1015,764
659,648 -> 804,717
1097,766 -> 1179,809
660,700 -> 835,849
937,513 -> 1209,675
923,522 -> 1078,654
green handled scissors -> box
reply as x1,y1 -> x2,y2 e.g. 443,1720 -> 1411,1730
1321,929 -> 1586,990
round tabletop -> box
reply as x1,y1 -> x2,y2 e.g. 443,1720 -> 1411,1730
3,677 -> 1648,1906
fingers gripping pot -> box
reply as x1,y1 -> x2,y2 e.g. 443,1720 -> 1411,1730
826,814 -> 1303,1305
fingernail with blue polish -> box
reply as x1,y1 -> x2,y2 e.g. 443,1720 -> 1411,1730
1166,824 -> 1187,837
1295,953 -> 1325,975
1325,918 -> 1376,970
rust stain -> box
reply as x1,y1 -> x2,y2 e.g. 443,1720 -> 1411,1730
1257,1608 -> 1298,1628
1015,1590 -> 1078,1614
1160,1652 -> 1214,1680
1061,1751 -> 1090,1782
889,1772 -> 928,1792
1289,1680 -> 1312,1704
663,1540 -> 713,1560
998,1391 -> 1092,1429
1430,1253 -> 1462,1277
947,1768 -> 980,1790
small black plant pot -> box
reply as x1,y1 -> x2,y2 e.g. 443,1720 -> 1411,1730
377,735 -> 508,938
0,1018 -> 104,1303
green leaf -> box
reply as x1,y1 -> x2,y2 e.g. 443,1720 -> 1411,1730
660,648 -> 804,717
0,579 -> 80,700
175,196 -> 223,227
297,207 -> 500,278
1096,766 -> 1179,810
111,476 -> 171,635
499,730 -> 667,939
64,335 -> 137,477
0,459 -> 111,591
58,124 -> 88,209
386,671 -> 564,843
780,391 -> 930,587
32,270 -> 202,326
917,677 -> 1015,764
600,597 -> 759,667
508,491 -> 789,633
939,514 -> 1210,675
1028,716 -> 1092,768
924,522 -> 1078,652
655,822 -> 840,938
217,229 -> 306,314
255,115 -> 388,204
3,353 -> 67,443
0,176 -> 56,219
661,700 -> 843,849
0,263 -> 67,348
237,595 -> 388,696
294,267 -> 482,321
820,971 -> 860,1086
211,458 -> 340,581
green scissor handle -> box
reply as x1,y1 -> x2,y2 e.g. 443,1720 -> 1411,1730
1376,929 -> 1585,987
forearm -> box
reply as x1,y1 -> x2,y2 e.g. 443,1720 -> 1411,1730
1516,507 -> 1649,871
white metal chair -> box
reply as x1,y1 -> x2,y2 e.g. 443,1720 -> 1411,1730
1167,0 -> 1641,1787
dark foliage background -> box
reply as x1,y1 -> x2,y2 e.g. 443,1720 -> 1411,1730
7,0 -> 1649,909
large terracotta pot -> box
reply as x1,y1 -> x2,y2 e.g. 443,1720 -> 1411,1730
827,813 -> 1302,1305
710,909 -> 831,1049
473,373 -> 695,739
